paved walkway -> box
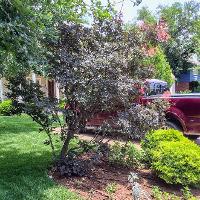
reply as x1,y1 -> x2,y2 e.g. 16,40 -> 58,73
54,127 -> 141,149
77,133 -> 141,149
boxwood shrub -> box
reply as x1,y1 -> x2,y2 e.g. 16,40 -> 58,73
142,129 -> 200,186
0,99 -> 15,116
151,140 -> 200,186
141,129 -> 187,163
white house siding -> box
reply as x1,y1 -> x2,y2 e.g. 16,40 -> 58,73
0,78 -> 9,101
0,79 -> 5,101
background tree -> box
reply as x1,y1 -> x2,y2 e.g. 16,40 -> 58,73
0,0 -> 142,79
158,1 -> 200,75
137,6 -> 156,25
135,7 -> 173,84
137,2 -> 200,76
0,0 -> 86,78
143,47 -> 173,86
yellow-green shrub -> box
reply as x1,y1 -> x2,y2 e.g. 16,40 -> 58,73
151,140 -> 200,186
0,99 -> 15,116
141,129 -> 186,163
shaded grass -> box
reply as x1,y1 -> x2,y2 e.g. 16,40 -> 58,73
0,115 -> 81,200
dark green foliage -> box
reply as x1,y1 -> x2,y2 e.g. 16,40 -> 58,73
141,129 -> 186,163
158,1 -> 200,75
0,99 -> 15,116
56,158 -> 90,177
0,0 -> 86,78
151,140 -> 200,186
109,142 -> 142,168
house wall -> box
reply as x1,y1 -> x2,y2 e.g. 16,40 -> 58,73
0,73 -> 62,101
175,69 -> 200,92
175,82 -> 190,92
26,74 -> 49,96
27,73 -> 62,99
178,69 -> 200,83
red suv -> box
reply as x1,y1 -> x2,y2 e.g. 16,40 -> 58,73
142,93 -> 200,136
86,79 -> 200,136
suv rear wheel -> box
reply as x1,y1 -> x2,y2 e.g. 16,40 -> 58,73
166,121 -> 182,132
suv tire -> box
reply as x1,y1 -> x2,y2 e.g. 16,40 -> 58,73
166,121 -> 182,132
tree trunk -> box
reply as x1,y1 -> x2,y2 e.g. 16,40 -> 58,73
60,128 -> 74,160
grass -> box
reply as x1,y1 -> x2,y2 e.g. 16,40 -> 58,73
0,115 -> 81,200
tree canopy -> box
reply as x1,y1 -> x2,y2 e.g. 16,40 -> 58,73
135,7 -> 173,84
143,47 -> 173,86
0,0 -> 87,78
137,6 -> 156,25
137,1 -> 200,76
159,1 -> 200,75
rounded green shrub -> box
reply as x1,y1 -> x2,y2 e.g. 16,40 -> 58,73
0,99 -> 15,116
141,129 -> 187,162
151,140 -> 200,186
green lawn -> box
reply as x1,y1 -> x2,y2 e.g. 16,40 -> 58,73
0,115 -> 81,200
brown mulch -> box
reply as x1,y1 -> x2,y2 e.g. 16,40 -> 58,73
50,159 -> 200,200
52,129 -> 200,199
52,162 -> 133,200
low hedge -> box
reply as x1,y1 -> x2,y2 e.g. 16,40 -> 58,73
151,140 -> 200,186
141,129 -> 187,163
142,129 -> 200,186
0,99 -> 15,116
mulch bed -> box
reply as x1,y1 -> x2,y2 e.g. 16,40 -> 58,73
50,158 -> 200,200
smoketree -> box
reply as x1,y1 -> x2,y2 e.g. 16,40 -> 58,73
8,11 -> 168,176
47,15 -> 167,160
